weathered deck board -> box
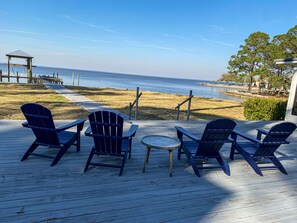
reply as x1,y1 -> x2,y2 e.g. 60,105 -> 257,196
1,120 -> 297,222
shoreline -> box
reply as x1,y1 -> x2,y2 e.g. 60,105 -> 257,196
203,83 -> 288,100
202,83 -> 248,90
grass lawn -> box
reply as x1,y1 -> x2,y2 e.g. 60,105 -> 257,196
67,86 -> 245,120
0,83 -> 89,119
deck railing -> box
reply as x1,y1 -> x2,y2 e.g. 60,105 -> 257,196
175,90 -> 194,120
129,87 -> 142,120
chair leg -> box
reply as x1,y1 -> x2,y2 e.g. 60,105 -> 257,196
84,148 -> 96,172
119,153 -> 128,176
76,133 -> 81,152
51,146 -> 70,167
189,157 -> 201,177
216,155 -> 230,176
270,156 -> 288,175
177,147 -> 182,160
21,142 -> 38,161
183,147 -> 201,177
229,143 -> 236,160
128,139 -> 132,159
241,153 -> 263,176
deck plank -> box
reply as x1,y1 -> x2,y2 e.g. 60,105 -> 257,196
1,120 -> 297,222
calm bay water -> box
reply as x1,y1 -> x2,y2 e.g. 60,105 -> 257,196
0,63 -> 242,101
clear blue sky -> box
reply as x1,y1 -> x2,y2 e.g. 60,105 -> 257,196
0,0 -> 296,80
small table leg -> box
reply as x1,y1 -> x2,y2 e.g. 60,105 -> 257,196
169,149 -> 173,177
142,147 -> 151,173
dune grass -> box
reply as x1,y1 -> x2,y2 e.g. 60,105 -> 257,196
0,83 -> 89,120
67,86 -> 245,120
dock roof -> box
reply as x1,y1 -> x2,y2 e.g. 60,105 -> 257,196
6,50 -> 33,59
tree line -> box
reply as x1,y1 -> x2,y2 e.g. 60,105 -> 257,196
219,25 -> 297,93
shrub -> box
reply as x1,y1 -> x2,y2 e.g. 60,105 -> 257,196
243,98 -> 287,120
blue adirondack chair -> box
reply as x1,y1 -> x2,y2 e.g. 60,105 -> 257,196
84,111 -> 138,176
230,122 -> 296,176
176,118 -> 237,177
21,103 -> 86,166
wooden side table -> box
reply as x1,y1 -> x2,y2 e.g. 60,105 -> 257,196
141,135 -> 181,177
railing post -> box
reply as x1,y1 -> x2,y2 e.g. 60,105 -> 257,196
72,72 -> 75,86
7,57 -> 10,82
135,87 -> 139,120
0,69 -> 2,82
186,90 -> 193,121
129,102 -> 132,120
16,71 -> 19,83
176,105 -> 180,120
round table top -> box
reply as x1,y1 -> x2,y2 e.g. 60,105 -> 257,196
141,135 -> 181,150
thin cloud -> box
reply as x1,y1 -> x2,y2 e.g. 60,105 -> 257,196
56,34 -> 82,41
122,39 -> 176,51
26,16 -> 53,24
94,38 -> 176,51
0,28 -> 45,36
87,38 -> 123,45
211,25 -> 232,34
182,52 -> 200,57
37,51 -> 76,56
63,15 -> 115,33
201,37 -> 234,47
140,44 -> 176,51
162,33 -> 188,40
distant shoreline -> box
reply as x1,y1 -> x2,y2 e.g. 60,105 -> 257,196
202,83 -> 248,90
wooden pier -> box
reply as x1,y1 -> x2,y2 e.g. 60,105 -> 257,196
38,75 -> 63,85
0,73 -> 63,85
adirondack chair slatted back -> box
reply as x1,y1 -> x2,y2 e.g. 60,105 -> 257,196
21,103 -> 60,146
196,119 -> 236,156
256,122 -> 296,156
89,111 -> 124,155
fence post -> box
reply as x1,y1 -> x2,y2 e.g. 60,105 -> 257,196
0,69 -> 2,82
135,87 -> 139,120
16,72 -> 19,83
72,72 -> 75,86
186,90 -> 193,120
129,102 -> 132,120
176,105 -> 180,120
77,73 -> 80,86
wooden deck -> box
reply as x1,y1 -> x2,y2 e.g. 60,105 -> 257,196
1,120 -> 297,222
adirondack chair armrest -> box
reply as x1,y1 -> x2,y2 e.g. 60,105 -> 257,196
84,126 -> 92,136
57,119 -> 86,132
232,130 -> 260,144
123,124 -> 138,139
227,136 -> 234,143
22,121 -> 29,128
257,128 -> 268,135
256,128 -> 269,140
175,126 -> 199,142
